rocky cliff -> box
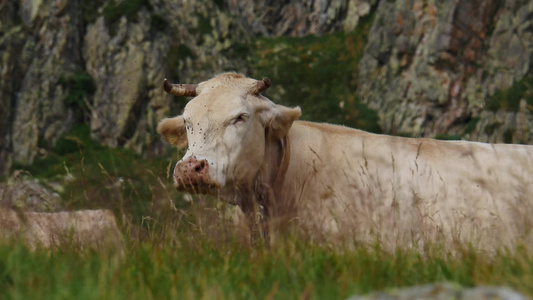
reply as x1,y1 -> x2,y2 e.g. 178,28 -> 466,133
1,0 -> 532,175
358,0 -> 533,142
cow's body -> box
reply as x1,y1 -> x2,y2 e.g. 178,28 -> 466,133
280,121 -> 533,248
158,73 -> 533,250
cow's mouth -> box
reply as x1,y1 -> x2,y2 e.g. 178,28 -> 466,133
174,181 -> 219,194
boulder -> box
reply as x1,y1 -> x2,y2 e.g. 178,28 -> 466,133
0,178 -> 62,212
0,208 -> 123,251
347,282 -> 527,300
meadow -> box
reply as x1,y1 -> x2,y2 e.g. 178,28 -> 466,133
2,125 -> 533,299
2,234 -> 533,299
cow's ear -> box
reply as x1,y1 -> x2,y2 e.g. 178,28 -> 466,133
261,105 -> 301,139
157,116 -> 188,149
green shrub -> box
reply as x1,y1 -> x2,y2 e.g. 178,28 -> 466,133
462,117 -> 480,135
103,0 -> 152,28
150,13 -> 168,32
226,42 -> 250,59
52,125 -> 102,155
433,117 -> 481,140
82,0 -> 106,24
59,70 -> 96,109
504,128 -> 514,144
195,13 -> 213,35
434,134 -> 462,141
486,76 -> 533,112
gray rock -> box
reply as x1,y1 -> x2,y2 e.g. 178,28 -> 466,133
1,0 -> 84,169
0,176 -> 62,212
226,0 -> 375,37
347,282 -> 527,300
358,0 -> 533,143
84,8 -> 170,150
0,208 -> 123,252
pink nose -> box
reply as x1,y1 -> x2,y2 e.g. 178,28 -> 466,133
174,157 -> 209,187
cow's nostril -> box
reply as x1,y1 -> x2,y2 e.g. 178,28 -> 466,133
195,160 -> 208,173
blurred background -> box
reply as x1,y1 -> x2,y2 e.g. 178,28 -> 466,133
0,0 -> 532,221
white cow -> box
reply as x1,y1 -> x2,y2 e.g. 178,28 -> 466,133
158,73 -> 533,250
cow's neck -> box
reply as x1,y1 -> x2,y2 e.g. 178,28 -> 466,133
262,132 -> 290,193
239,131 -> 290,215
235,131 -> 290,245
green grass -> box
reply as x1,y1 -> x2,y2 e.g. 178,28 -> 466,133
1,236 -> 532,299
11,124 -> 182,223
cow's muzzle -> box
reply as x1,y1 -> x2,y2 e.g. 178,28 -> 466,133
174,157 -> 211,191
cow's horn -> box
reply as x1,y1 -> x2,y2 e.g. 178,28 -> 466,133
163,79 -> 198,97
252,77 -> 271,94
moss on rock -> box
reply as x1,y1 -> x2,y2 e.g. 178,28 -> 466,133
59,70 -> 95,108
487,76 -> 533,112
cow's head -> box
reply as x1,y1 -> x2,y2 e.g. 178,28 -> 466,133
157,73 -> 301,199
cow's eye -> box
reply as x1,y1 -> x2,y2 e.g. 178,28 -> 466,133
231,114 -> 248,125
